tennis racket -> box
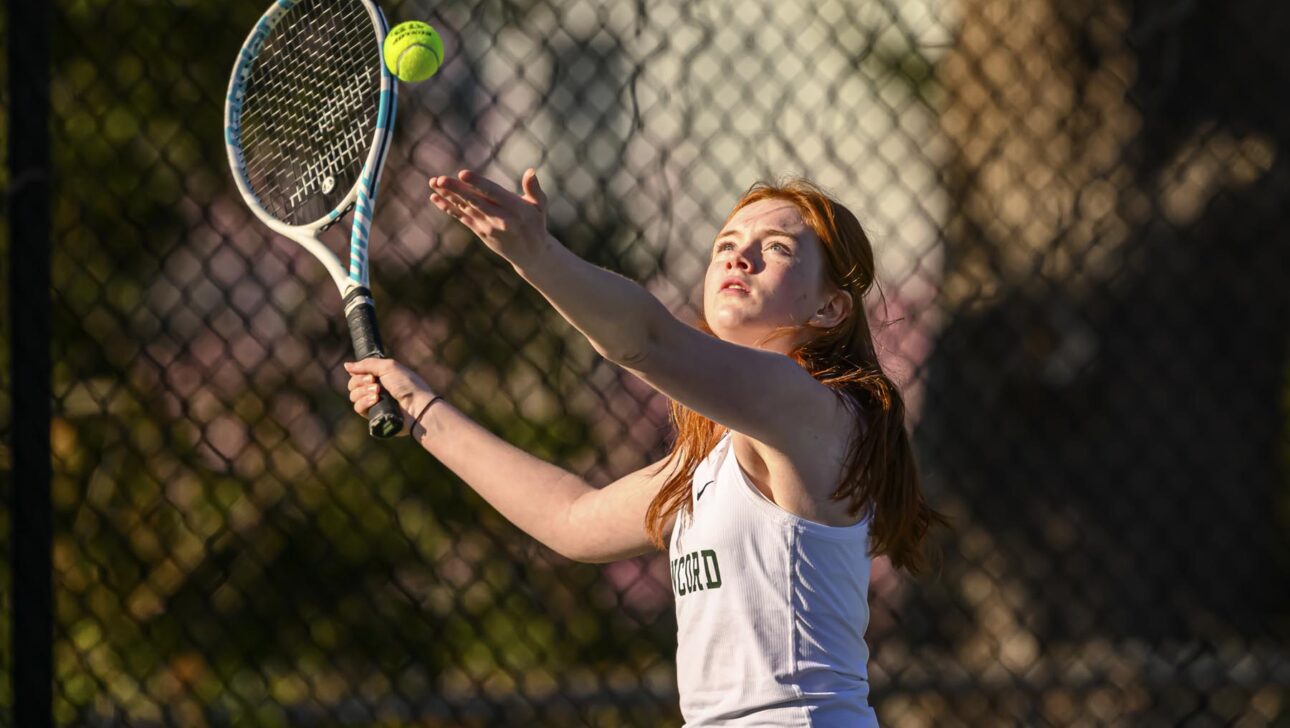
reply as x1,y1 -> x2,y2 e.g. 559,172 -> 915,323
224,0 -> 403,438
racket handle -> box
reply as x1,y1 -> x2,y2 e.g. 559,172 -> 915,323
344,287 -> 404,439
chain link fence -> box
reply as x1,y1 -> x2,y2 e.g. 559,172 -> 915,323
3,0 -> 1289,724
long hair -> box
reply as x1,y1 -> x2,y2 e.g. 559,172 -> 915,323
643,178 -> 948,574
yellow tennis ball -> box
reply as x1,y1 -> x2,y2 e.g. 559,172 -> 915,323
383,21 -> 444,83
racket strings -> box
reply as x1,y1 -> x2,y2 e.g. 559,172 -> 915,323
237,0 -> 380,225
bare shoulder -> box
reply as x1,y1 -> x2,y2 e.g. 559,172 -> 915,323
733,393 -> 863,527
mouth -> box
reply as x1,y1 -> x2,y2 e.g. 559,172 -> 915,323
719,279 -> 750,295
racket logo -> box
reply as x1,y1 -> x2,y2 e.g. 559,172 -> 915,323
289,151 -> 352,208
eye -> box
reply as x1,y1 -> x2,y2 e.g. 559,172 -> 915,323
715,241 -> 735,252
769,241 -> 792,254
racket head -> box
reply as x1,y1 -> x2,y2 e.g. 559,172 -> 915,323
224,0 -> 396,289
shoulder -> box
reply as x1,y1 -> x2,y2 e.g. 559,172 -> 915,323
736,389 -> 867,523
776,383 -> 864,459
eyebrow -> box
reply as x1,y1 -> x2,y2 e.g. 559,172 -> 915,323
715,228 -> 799,242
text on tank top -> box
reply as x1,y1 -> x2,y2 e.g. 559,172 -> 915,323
669,432 -> 880,727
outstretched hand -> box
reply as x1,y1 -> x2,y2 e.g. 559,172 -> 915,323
429,168 -> 550,263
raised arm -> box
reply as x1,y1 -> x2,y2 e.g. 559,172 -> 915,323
345,358 -> 675,563
429,170 -> 848,455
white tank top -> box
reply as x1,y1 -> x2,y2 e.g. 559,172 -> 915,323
669,432 -> 879,727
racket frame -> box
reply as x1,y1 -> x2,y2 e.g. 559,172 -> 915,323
224,0 -> 405,438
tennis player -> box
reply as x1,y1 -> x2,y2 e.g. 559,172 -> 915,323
344,169 -> 945,726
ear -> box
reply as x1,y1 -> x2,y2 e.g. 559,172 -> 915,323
809,288 -> 852,329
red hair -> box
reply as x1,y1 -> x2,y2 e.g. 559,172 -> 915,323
644,178 -> 947,574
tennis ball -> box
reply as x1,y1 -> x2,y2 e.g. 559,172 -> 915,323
383,21 -> 444,83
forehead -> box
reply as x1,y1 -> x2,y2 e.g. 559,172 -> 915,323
720,199 -> 810,237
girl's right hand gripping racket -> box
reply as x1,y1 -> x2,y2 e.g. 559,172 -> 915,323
224,0 -> 404,438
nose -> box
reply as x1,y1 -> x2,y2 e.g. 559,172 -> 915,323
724,249 -> 752,271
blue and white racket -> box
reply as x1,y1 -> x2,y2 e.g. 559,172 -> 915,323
225,0 -> 403,438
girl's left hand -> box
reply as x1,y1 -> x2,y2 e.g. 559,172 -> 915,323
429,168 -> 550,264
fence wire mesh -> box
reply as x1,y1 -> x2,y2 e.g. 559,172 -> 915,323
2,0 -> 1289,725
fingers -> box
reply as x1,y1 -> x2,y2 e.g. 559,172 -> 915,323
429,186 -> 500,241
349,379 -> 382,414
345,365 -> 383,415
427,177 -> 474,215
343,359 -> 428,422
521,168 -> 546,207
353,395 -> 375,416
429,187 -> 483,226
349,381 -> 378,402
427,170 -> 549,252
344,358 -> 394,377
435,197 -> 500,248
430,175 -> 507,217
345,365 -> 384,415
346,371 -> 377,392
457,169 -> 515,204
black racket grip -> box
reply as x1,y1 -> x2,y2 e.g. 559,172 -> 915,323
344,287 -> 404,439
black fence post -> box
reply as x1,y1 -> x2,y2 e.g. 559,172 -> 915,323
7,0 -> 53,724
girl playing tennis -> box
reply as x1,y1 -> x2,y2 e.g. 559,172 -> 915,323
344,169 -> 945,726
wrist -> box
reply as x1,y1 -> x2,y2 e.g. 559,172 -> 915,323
406,389 -> 434,418
408,391 -> 444,438
510,232 -> 562,275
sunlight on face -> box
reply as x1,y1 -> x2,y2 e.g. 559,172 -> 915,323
703,199 -> 833,353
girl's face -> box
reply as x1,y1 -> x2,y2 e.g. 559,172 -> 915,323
703,199 -> 845,353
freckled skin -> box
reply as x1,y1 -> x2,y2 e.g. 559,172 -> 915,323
703,200 -> 837,354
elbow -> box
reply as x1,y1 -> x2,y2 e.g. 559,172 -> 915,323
552,542 -> 619,564
557,546 -> 633,565
600,306 -> 664,369
553,547 -> 593,564
553,491 -> 598,564
564,551 -> 608,565
605,342 -> 651,370
589,329 -> 650,369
